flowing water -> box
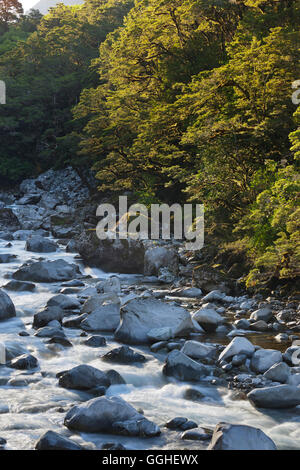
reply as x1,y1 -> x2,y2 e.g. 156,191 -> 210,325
0,237 -> 299,450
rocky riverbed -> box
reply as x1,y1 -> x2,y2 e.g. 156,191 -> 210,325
0,168 -> 299,450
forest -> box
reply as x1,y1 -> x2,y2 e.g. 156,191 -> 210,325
0,0 -> 299,289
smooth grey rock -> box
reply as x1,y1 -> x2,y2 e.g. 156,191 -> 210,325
25,236 -> 58,253
13,259 -> 81,282
193,306 -> 223,332
208,423 -> 276,450
34,326 -> 65,338
102,346 -> 146,364
263,362 -> 290,383
0,289 -> 16,321
163,350 -> 208,382
33,307 -> 66,328
250,307 -> 273,322
64,396 -> 160,437
219,337 -> 255,362
82,335 -> 106,347
81,302 -> 120,332
58,365 -> 110,391
47,294 -> 80,310
144,246 -> 178,276
115,298 -> 193,344
10,354 -> 38,370
181,340 -> 216,360
0,253 -> 17,263
35,430 -> 82,450
248,384 -> 300,409
251,349 -> 282,374
3,280 -> 35,292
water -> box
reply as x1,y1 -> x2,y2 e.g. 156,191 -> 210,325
0,237 -> 299,450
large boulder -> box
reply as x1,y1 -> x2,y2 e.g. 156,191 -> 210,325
163,350 -> 209,382
208,423 -> 276,450
263,362 -> 290,384
76,231 -> 145,274
33,307 -> 66,328
13,259 -> 82,282
0,208 -> 20,231
192,306 -> 224,332
144,245 -> 178,276
81,302 -> 121,332
58,365 -> 110,391
35,430 -> 83,451
219,337 -> 255,362
64,396 -> 160,437
12,205 -> 47,230
250,349 -> 282,374
115,298 -> 193,344
181,341 -> 217,360
47,294 -> 81,310
248,385 -> 300,409
25,236 -> 58,253
0,289 -> 16,321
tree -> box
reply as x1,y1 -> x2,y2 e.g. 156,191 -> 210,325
0,0 -> 23,33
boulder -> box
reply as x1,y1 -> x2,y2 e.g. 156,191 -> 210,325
249,320 -> 269,332
163,350 -> 208,382
25,236 -> 58,253
250,349 -> 282,374
0,232 -> 14,241
115,298 -> 193,344
192,306 -> 223,332
64,396 -> 160,437
102,346 -> 146,364
144,246 -> 178,276
250,307 -> 273,322
12,205 -> 47,230
34,326 -> 65,338
0,253 -> 17,263
0,289 -> 16,321
10,354 -> 38,370
13,259 -> 81,282
81,303 -> 121,332
58,365 -> 110,391
181,340 -> 217,360
208,423 -> 276,450
13,230 -> 35,240
76,231 -> 145,274
219,337 -> 255,362
35,430 -> 83,450
96,276 -> 121,294
81,335 -> 106,347
263,362 -> 290,384
173,287 -> 202,298
47,294 -> 81,310
33,307 -> 66,328
248,384 -> 300,409
3,280 -> 35,292
0,208 -> 20,231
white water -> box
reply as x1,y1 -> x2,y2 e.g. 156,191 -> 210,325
0,237 -> 299,450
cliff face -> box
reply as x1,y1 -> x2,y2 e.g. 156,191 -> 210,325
31,0 -> 84,14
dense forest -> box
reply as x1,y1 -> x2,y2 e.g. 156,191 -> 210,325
0,0 -> 299,288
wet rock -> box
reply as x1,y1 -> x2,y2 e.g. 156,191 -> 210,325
208,423 -> 276,450
250,349 -> 282,374
163,350 -> 208,382
181,340 -> 217,360
96,276 -> 121,295
250,307 -> 273,323
46,337 -> 73,347
231,354 -> 247,366
105,369 -> 126,385
58,365 -> 110,391
13,230 -> 35,240
102,346 -> 146,364
150,341 -> 167,352
13,259 -> 82,283
248,384 -> 300,409
0,253 -> 17,263
275,333 -> 289,343
287,374 -> 300,386
181,429 -> 211,441
8,378 -> 28,387
47,294 -> 81,310
81,302 -> 120,332
77,231 -> 145,274
64,396 -> 160,437
0,289 -> 16,321
81,335 -> 106,347
147,327 -> 174,342
165,417 -> 188,430
144,246 -> 178,276
34,326 -> 65,338
35,430 -> 83,450
25,236 -> 58,253
183,388 -> 204,402
61,280 -> 85,288
249,320 -> 269,332
101,442 -> 126,450
12,205 -> 47,230
193,306 -> 223,333
115,298 -> 193,344
0,208 -> 20,232
234,319 -> 250,330
63,314 -> 87,328
19,330 -> 30,337
0,232 -> 14,241
219,337 -> 255,362
263,362 -> 290,383
172,287 -> 202,298
3,280 -> 35,292
33,307 -> 66,328
10,354 -> 38,370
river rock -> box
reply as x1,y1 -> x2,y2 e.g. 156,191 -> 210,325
33,307 -> 66,328
193,306 -> 223,332
58,365 -> 110,391
13,230 -> 35,240
263,362 -> 290,383
181,429 -> 211,441
115,298 -> 193,344
219,337 -> 255,362
0,208 -> 20,231
101,346 -> 146,364
0,253 -> 17,263
249,320 -> 269,332
81,302 -> 121,332
3,280 -> 36,292
10,354 -> 38,370
248,384 -> 300,409
25,236 -> 58,253
144,245 -> 178,276
250,306 -> 273,322
173,287 -> 202,298
208,423 -> 276,450
81,335 -> 106,347
0,231 -> 14,241
13,259 -> 82,282
34,326 -> 66,338
181,340 -> 217,360
64,396 -> 160,437
250,349 -> 282,374
163,350 -> 208,382
96,276 -> 121,295
77,231 -> 145,274
47,294 -> 81,310
0,289 -> 16,321
35,430 -> 83,450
